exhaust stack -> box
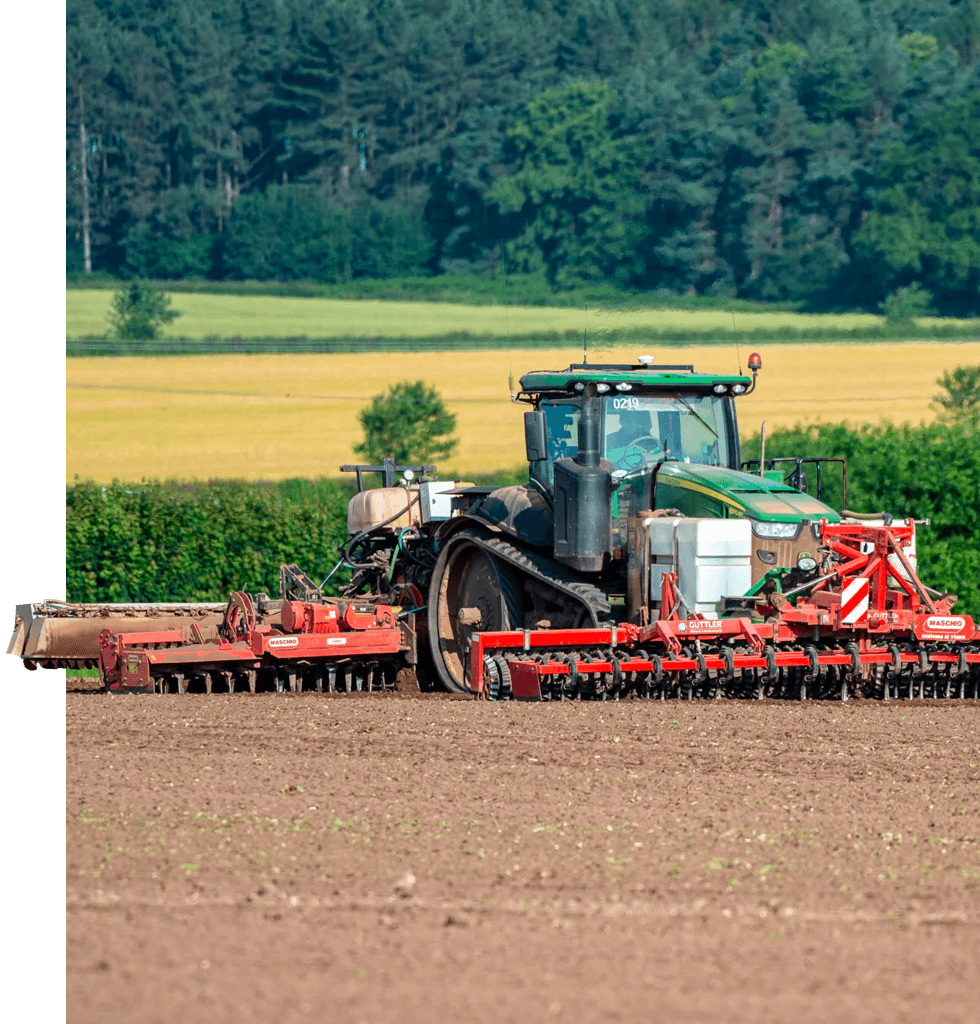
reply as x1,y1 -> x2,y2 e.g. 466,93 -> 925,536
552,383 -> 614,572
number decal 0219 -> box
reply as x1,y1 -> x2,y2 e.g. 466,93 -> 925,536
611,396 -> 640,411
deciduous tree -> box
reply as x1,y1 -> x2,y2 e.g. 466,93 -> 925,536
107,281 -> 181,340
354,381 -> 458,465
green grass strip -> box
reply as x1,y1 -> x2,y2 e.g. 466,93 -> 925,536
67,325 -> 980,356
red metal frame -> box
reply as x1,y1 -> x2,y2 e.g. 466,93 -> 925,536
467,520 -> 978,697
99,598 -> 407,692
470,625 -> 980,697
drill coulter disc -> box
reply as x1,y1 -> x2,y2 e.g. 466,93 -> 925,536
714,647 -> 735,699
482,655 -> 501,701
493,656 -> 512,700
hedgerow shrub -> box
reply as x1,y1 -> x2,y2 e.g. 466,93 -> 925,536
66,478 -> 354,603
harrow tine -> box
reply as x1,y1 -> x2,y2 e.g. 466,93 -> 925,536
680,648 -> 694,702
717,648 -> 734,698
885,645 -> 902,701
843,643 -> 862,703
640,651 -> 662,700
917,650 -> 928,699
609,652 -> 623,700
693,649 -> 707,699
803,645 -> 821,702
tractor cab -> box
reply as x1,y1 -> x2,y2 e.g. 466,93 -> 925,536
531,379 -> 739,482
501,357 -> 841,580
520,359 -> 743,481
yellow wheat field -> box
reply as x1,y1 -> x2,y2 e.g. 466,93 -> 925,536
68,288 -> 935,338
66,342 -> 980,483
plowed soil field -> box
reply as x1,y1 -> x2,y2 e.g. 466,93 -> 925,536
67,682 -> 980,1024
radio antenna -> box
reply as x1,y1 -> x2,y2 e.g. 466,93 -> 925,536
583,303 -> 588,365
503,243 -> 516,400
730,306 -> 742,376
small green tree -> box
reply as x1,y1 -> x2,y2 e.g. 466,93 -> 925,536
354,381 -> 458,465
879,283 -> 933,324
934,365 -> 980,427
107,281 -> 181,340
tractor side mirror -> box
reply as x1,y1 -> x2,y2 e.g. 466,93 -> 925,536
524,411 -> 548,462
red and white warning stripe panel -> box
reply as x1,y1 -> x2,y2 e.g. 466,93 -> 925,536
840,578 -> 870,624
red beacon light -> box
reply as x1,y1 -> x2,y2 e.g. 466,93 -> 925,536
736,351 -> 762,395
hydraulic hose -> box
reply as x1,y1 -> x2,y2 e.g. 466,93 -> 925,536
344,497 -> 416,569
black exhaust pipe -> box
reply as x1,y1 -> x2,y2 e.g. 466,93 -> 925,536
552,383 -> 614,572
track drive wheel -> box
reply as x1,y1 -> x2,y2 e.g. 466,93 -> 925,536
428,531 -> 523,693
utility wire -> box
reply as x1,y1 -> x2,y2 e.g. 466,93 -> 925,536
67,382 -> 927,405
67,382 -> 506,403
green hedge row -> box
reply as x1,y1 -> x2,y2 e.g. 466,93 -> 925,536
66,478 -> 355,603
65,468 -> 524,604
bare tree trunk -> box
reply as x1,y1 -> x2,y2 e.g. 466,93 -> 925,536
226,130 -> 239,212
78,83 -> 92,274
215,128 -> 224,231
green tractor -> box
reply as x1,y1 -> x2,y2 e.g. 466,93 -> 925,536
417,354 -> 843,691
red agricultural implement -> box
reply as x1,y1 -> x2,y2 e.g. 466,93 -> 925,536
467,519 -> 978,702
99,585 -> 413,696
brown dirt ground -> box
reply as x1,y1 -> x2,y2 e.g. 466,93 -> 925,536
67,680 -> 980,1024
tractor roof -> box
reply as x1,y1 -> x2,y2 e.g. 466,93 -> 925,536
518,361 -> 752,397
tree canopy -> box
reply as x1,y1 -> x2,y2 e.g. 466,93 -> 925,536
354,381 -> 458,465
67,0 -> 980,314
108,281 -> 181,339
933,364 -> 980,427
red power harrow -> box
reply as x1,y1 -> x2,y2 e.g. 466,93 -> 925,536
469,520 -> 980,702
99,590 -> 410,695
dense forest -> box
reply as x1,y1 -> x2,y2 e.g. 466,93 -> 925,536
67,0 -> 980,313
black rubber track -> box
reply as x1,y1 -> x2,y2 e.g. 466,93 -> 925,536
427,525 -> 615,693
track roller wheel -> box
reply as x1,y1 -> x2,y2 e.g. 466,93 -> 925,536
428,532 -> 523,693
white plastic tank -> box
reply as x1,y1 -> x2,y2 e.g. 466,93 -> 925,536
646,517 -> 752,616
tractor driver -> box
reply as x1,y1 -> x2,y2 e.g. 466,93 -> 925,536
604,409 -> 664,469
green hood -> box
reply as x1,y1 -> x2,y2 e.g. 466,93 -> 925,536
656,463 -> 840,522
